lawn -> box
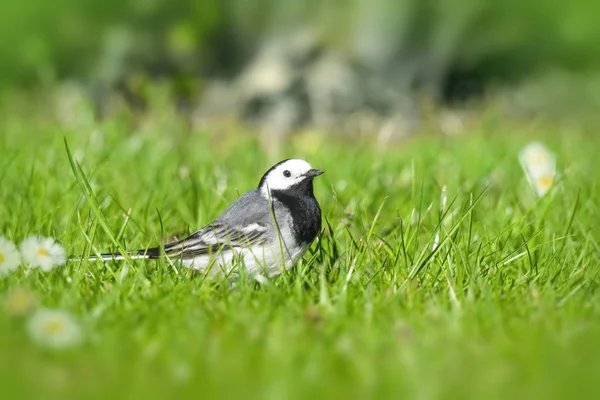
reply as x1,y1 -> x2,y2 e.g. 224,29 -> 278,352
0,93 -> 599,399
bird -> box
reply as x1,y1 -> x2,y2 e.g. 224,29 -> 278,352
85,159 -> 324,278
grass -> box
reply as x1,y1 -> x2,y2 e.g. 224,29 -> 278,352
0,93 -> 599,399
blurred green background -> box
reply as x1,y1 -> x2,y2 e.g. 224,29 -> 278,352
0,0 -> 598,129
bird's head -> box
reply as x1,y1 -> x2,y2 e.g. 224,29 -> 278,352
259,159 -> 324,196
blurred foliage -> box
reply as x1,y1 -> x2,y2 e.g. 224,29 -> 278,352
0,0 -> 223,85
0,0 -> 598,89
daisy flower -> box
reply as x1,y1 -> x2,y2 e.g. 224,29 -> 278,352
27,308 -> 83,349
4,288 -> 37,316
0,237 -> 21,278
519,141 -> 556,198
20,235 -> 67,271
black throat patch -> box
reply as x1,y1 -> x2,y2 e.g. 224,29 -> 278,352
271,181 -> 322,244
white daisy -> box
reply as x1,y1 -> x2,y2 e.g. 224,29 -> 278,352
27,308 -> 83,349
20,236 -> 67,271
519,141 -> 556,198
4,288 -> 37,316
0,237 -> 21,278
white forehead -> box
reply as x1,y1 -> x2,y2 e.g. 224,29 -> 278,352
272,159 -> 312,174
261,159 -> 313,193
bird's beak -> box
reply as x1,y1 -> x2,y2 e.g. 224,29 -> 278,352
304,169 -> 325,178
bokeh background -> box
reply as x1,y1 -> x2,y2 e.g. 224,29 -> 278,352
1,0 -> 599,146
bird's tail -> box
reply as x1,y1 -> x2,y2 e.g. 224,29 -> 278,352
70,247 -> 161,262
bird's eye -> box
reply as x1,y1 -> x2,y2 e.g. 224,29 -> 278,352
283,170 -> 291,178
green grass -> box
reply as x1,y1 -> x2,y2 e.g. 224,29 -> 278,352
0,95 -> 599,400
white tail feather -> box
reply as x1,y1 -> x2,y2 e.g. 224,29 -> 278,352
69,252 -> 153,262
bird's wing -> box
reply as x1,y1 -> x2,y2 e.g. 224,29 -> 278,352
161,190 -> 279,259
161,221 -> 271,258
